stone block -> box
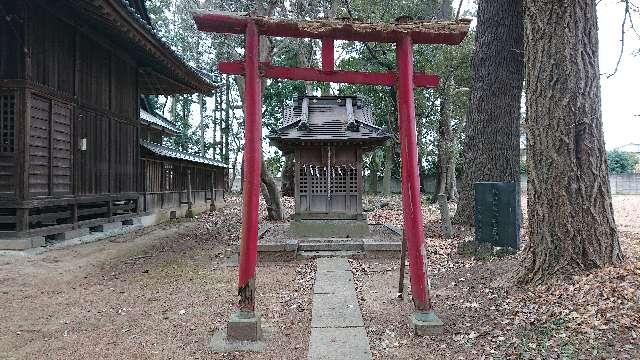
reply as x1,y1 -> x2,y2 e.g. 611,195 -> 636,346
53,228 -> 91,241
122,217 -> 142,226
316,257 -> 351,272
285,239 -> 298,252
362,239 -> 401,251
290,219 -> 370,238
408,311 -> 443,336
299,240 -> 363,251
91,221 -> 123,233
311,293 -> 364,328
227,312 -> 262,342
0,236 -> 45,250
309,327 -> 372,360
258,243 -> 285,252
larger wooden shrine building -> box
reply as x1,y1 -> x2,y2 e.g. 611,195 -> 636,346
0,0 -> 225,249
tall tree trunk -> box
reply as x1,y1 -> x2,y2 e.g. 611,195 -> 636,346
520,0 -> 623,283
281,154 -> 295,197
382,114 -> 393,195
454,0 -> 524,225
224,75 -> 231,164
199,94 -> 206,157
261,155 -> 283,220
436,80 -> 453,198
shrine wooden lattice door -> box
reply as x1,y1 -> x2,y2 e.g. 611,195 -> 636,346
295,146 -> 362,219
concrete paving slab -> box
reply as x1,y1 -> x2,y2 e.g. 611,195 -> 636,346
313,270 -> 355,294
308,327 -> 372,360
311,292 -> 363,328
308,257 -> 372,359
315,257 -> 352,272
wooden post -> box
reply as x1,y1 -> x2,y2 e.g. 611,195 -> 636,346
16,208 -> 29,236
237,21 -> 261,313
210,170 -> 216,211
186,168 -> 193,218
396,35 -> 433,313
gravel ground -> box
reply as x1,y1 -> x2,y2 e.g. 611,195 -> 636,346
353,194 -> 640,359
0,202 -> 313,360
1,194 -> 637,359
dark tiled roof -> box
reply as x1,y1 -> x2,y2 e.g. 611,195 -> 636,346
268,96 -> 390,149
142,141 -> 227,167
140,109 -> 180,134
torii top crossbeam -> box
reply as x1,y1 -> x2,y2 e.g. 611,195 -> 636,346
193,11 -> 471,44
192,11 -> 470,329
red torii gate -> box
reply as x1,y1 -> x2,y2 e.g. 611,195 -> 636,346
193,11 -> 470,332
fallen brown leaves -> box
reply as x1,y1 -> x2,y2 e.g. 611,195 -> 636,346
353,194 -> 640,359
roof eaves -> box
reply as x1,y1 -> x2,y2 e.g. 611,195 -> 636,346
114,0 -> 217,93
142,140 -> 228,167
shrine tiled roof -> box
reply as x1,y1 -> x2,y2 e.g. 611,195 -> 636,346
268,96 -> 390,150
141,141 -> 227,167
139,109 -> 180,135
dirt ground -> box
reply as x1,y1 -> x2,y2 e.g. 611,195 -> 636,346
0,195 -> 638,360
354,194 -> 640,360
0,198 -> 313,360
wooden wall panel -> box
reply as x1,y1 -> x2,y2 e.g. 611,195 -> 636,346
0,93 -> 16,196
78,36 -> 110,110
112,121 -> 138,193
29,95 -> 50,196
76,108 -> 109,195
111,56 -> 137,121
0,2 -> 23,80
29,4 -> 75,95
51,101 -> 72,194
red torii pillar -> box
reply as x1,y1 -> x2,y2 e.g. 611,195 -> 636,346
193,12 -> 470,336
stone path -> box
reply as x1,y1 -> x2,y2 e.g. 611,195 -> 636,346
308,257 -> 373,360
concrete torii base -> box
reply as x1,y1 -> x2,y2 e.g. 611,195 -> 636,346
408,311 -> 444,336
209,311 -> 267,353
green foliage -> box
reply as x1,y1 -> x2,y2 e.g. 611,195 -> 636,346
607,150 -> 638,174
265,151 -> 284,176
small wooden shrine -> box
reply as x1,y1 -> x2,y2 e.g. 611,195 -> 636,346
269,95 -> 389,237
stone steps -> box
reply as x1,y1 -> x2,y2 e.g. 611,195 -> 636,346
298,239 -> 364,252
297,250 -> 365,260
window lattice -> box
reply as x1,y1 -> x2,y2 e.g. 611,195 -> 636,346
299,165 -> 358,195
163,163 -> 175,191
0,94 -> 16,153
310,167 -> 327,194
299,166 -> 308,194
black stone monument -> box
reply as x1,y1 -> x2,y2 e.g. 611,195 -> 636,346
474,182 -> 520,249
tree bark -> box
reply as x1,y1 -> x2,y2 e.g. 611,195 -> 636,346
223,75 -> 231,164
199,94 -> 207,157
281,154 -> 295,197
454,0 -> 524,225
382,113 -> 393,195
520,0 -> 623,283
436,80 -> 453,198
261,155 -> 283,220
